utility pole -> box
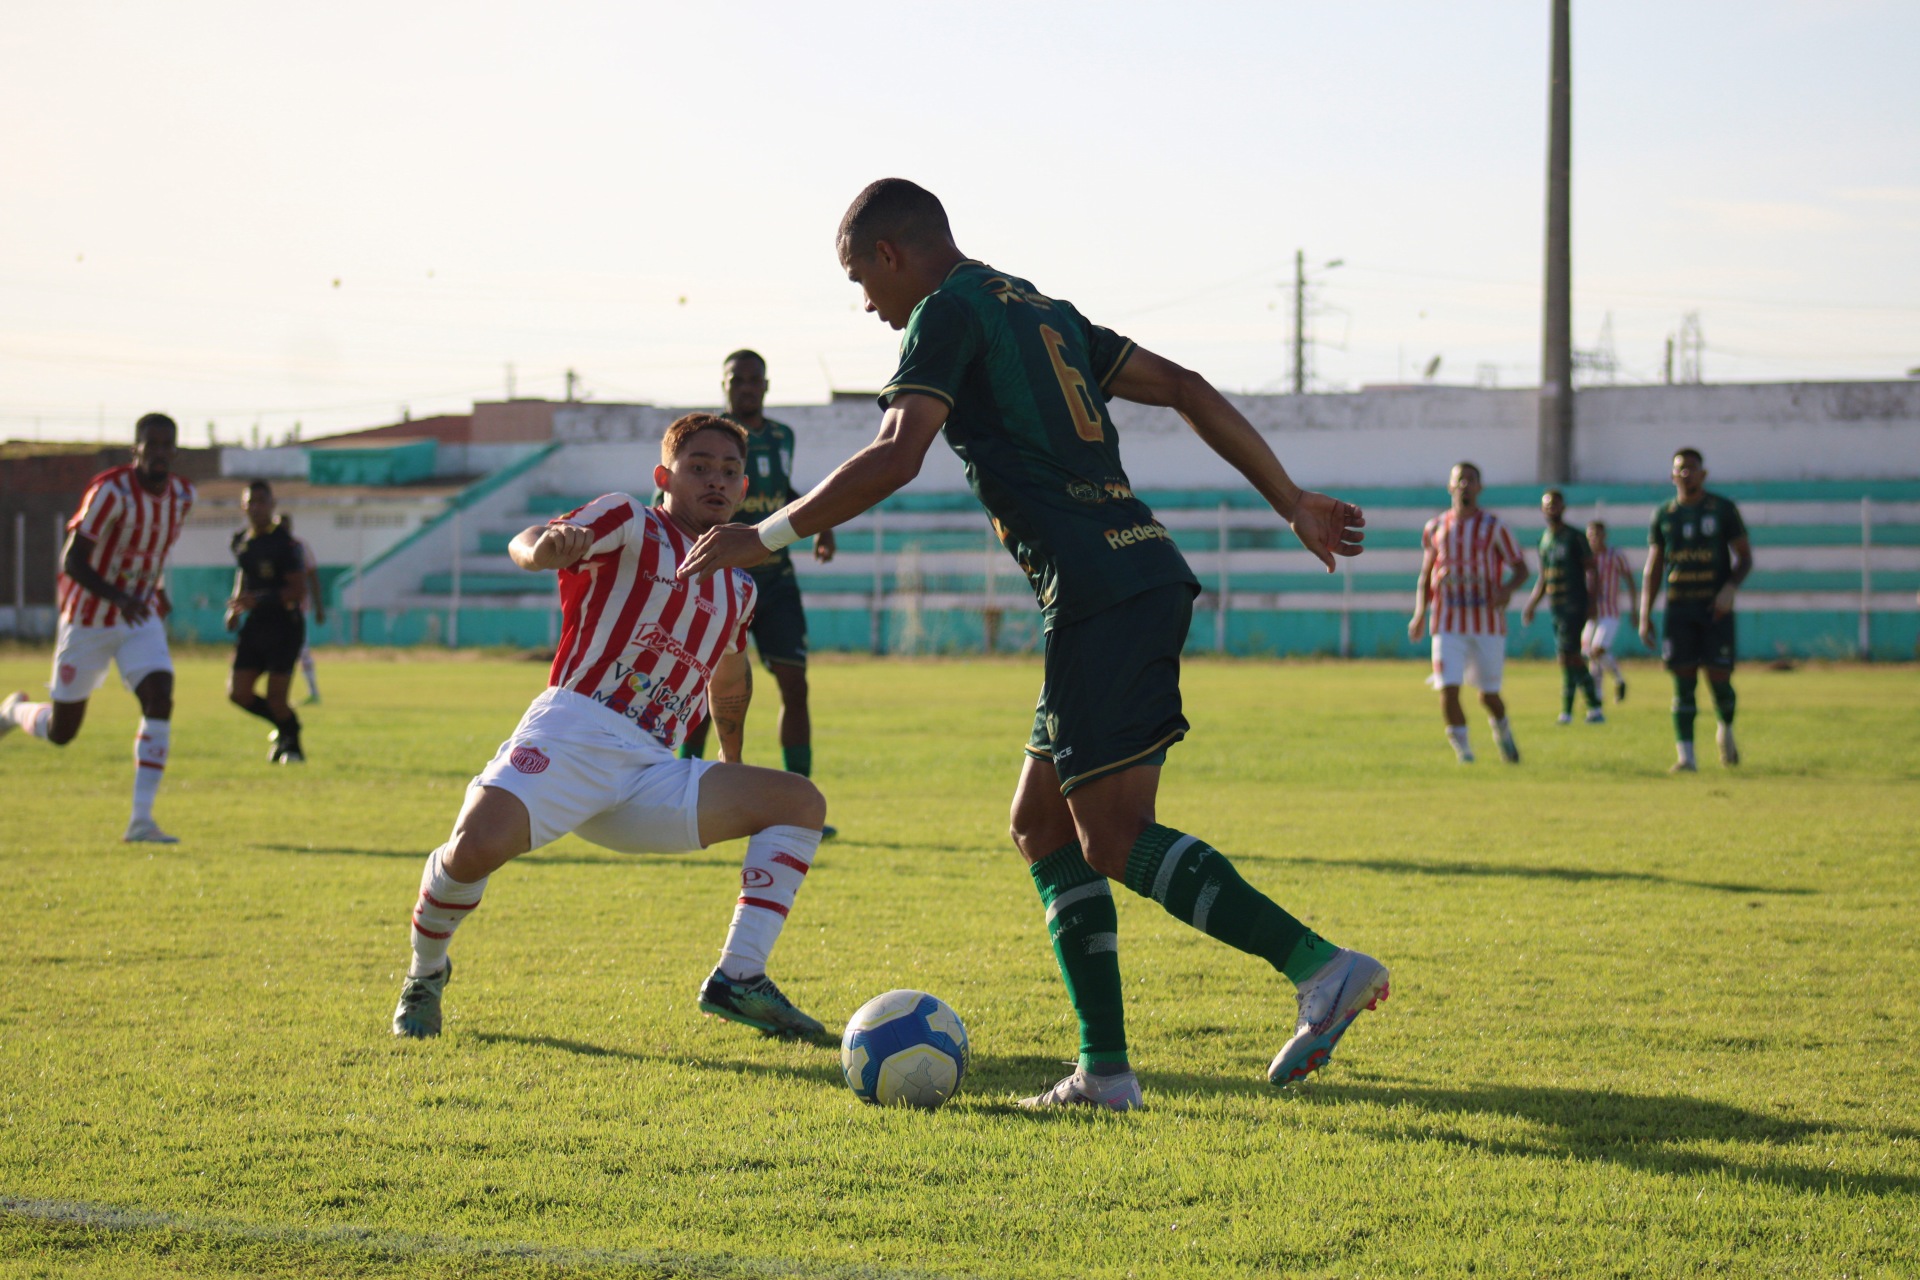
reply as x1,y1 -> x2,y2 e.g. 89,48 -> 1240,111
1291,249 -> 1307,395
565,368 -> 578,402
1538,0 -> 1574,483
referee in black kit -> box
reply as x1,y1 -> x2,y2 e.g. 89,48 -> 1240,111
225,479 -> 309,763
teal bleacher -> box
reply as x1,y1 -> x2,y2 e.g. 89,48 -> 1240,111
162,479 -> 1920,659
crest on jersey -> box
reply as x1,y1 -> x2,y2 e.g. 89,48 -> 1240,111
510,745 -> 550,774
1681,524 -> 1694,540
1702,515 -> 1717,535
756,456 -> 771,477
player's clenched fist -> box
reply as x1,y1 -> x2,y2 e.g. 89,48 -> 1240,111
528,522 -> 593,570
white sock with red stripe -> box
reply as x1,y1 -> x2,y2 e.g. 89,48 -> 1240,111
409,845 -> 488,978
717,824 -> 821,980
131,718 -> 169,822
5,698 -> 52,738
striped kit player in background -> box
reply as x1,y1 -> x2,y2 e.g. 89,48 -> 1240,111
1410,461 -> 1531,764
390,414 -> 832,1042
2,413 -> 194,843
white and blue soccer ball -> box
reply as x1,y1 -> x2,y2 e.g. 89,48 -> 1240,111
840,989 -> 969,1110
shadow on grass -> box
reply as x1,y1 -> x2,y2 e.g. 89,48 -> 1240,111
256,843 -> 739,870
1266,853 -> 1813,897
470,1030 -> 844,1085
1305,1079 -> 1920,1197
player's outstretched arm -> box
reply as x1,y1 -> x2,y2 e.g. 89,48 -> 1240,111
509,523 -> 593,572
678,394 -> 950,581
1107,347 -> 1363,572
708,649 -> 752,764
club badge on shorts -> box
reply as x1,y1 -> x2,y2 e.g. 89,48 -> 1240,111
510,745 -> 550,774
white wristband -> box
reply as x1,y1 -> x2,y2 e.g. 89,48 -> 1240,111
757,507 -> 801,552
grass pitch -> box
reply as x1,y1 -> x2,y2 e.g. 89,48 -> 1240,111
1,649 -> 1916,1279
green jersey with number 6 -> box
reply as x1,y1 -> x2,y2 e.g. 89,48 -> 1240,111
878,260 -> 1198,628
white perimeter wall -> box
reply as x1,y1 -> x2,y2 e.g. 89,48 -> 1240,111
552,381 -> 1920,493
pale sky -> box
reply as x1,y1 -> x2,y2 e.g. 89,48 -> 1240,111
4,0 -> 1916,445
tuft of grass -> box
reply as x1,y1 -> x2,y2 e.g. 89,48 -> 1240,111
1,653 -> 1916,1278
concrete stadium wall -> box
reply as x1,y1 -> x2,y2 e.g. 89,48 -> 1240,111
553,380 -> 1920,492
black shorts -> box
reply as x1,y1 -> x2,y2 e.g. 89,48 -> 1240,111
1550,609 -> 1586,657
235,610 -> 306,675
748,560 -> 808,669
1661,606 -> 1736,671
1026,582 -> 1195,796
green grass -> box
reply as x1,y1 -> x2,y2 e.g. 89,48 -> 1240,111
1,649 -> 1917,1279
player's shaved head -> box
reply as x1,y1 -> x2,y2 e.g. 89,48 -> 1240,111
1588,519 -> 1608,535
246,478 -> 273,497
723,349 -> 765,372
1674,447 -> 1704,466
1453,461 -> 1482,483
660,412 -> 747,467
837,179 -> 954,263
135,412 -> 177,442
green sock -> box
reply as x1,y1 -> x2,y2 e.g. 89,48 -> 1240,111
1579,668 -> 1601,709
1672,671 -> 1699,742
1030,843 -> 1127,1071
1560,666 -> 1577,716
782,744 -> 812,777
675,741 -> 704,760
1709,678 -> 1736,726
1121,824 -> 1337,985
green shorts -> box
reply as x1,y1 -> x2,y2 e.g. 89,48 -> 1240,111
1661,605 -> 1736,671
1550,608 -> 1586,657
1026,582 -> 1195,796
747,559 -> 808,669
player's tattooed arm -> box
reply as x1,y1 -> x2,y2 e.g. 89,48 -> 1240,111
708,650 -> 752,764
63,531 -> 154,624
510,523 -> 593,571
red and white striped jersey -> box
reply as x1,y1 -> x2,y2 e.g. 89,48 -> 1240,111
1591,546 -> 1631,619
1422,508 -> 1525,636
546,494 -> 757,751
58,466 -> 195,626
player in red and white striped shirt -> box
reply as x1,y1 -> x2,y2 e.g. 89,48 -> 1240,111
1582,519 -> 1637,704
1408,462 -> 1530,763
390,414 -> 832,1042
2,414 -> 194,842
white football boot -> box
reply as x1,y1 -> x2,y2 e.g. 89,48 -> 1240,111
1717,722 -> 1739,766
0,691 -> 23,739
1018,1066 -> 1143,1112
1269,949 -> 1390,1087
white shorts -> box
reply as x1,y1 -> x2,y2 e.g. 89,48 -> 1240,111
1429,632 -> 1506,693
471,687 -> 713,854
1582,616 -> 1620,655
50,616 -> 173,702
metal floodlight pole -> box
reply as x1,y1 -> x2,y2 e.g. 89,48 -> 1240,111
1538,0 -> 1575,484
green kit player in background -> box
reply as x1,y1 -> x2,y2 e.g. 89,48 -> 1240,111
679,178 -> 1388,1110
1640,447 -> 1752,772
1521,488 -> 1603,724
676,350 -> 840,837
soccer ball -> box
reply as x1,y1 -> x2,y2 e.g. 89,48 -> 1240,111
840,989 -> 969,1110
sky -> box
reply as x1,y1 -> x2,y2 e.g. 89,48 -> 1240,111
3,0 -> 1917,445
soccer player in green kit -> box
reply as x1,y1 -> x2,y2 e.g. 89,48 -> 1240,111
677,351 -> 840,836
1521,488 -> 1603,724
1640,447 -> 1752,772
679,179 -> 1387,1109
